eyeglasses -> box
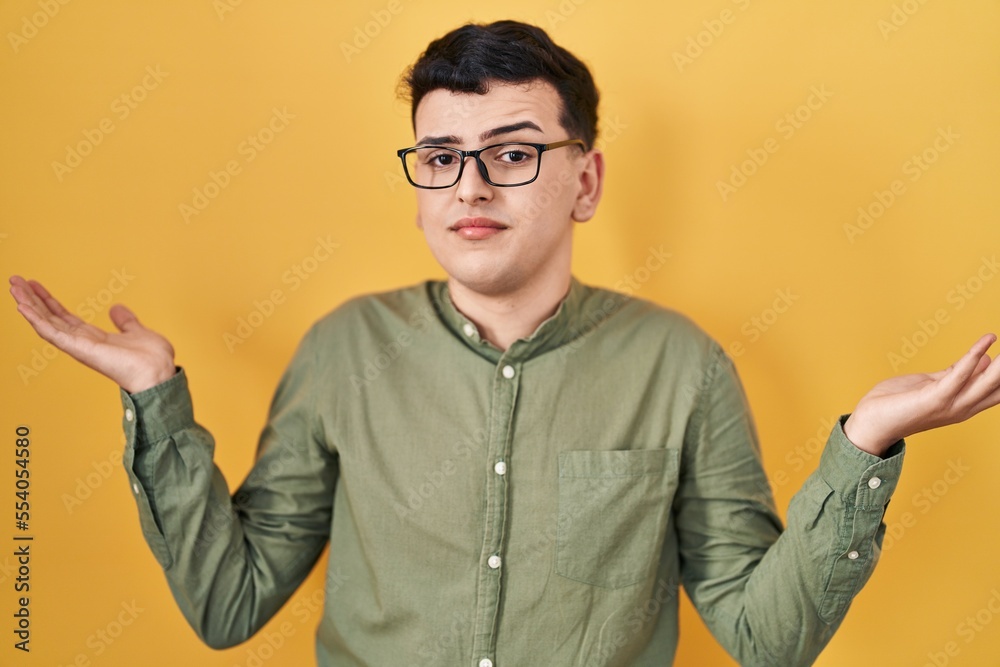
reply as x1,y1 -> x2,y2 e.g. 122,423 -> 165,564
396,139 -> 586,189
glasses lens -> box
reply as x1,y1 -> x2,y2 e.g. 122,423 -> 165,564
404,147 -> 461,188
403,144 -> 542,188
480,144 -> 540,185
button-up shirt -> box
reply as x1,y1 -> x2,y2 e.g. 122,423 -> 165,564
120,277 -> 904,666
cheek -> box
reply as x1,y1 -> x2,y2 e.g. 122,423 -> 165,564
414,194 -> 439,231
520,179 -> 578,224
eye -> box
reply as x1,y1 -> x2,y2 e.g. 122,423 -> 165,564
499,149 -> 531,163
425,151 -> 457,168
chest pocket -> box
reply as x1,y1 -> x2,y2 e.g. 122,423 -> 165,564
556,448 -> 680,589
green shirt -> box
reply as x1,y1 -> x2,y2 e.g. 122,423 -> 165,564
120,277 -> 904,666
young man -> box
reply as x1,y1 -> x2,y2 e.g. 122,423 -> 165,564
9,20 -> 1000,667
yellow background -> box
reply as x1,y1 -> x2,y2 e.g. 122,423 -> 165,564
2,1 -> 999,665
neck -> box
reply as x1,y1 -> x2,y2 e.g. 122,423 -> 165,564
448,273 -> 572,351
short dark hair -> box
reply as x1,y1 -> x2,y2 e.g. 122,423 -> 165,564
401,20 -> 600,150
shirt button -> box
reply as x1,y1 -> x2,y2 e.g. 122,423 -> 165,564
847,550 -> 860,560
125,409 -> 134,422
479,659 -> 494,667
462,323 -> 476,337
868,477 -> 882,489
494,461 -> 507,475
502,365 -> 515,379
487,555 -> 502,569
132,482 -> 140,495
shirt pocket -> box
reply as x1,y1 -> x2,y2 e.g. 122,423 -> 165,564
556,448 -> 680,589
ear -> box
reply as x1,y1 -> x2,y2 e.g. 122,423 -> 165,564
571,149 -> 605,223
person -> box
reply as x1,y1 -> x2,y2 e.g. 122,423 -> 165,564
8,20 -> 1000,667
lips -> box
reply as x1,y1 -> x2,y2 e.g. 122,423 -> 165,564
450,217 -> 509,240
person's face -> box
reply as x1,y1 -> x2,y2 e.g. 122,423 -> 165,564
411,79 -> 603,297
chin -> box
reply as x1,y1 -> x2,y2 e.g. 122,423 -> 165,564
446,262 -> 526,297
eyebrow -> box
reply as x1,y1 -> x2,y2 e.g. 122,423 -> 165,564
417,120 -> 544,146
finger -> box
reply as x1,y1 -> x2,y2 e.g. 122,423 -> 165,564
970,362 -> 1000,416
937,334 -> 998,396
109,304 -> 142,333
9,276 -> 52,317
11,278 -> 108,353
27,279 -> 87,327
11,277 -> 78,331
957,353 -> 1000,408
14,299 -> 74,347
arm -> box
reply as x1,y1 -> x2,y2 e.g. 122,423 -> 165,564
124,334 -> 335,648
9,275 -> 336,647
675,334 -> 1000,666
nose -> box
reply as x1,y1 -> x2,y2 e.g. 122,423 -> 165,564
455,154 -> 493,204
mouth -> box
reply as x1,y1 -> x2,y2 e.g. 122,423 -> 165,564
449,217 -> 509,240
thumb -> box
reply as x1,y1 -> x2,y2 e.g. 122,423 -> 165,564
109,304 -> 142,333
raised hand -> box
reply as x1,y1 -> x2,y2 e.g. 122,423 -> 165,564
9,275 -> 176,394
844,334 -> 1000,456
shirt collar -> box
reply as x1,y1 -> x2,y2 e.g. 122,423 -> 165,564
426,276 -> 623,364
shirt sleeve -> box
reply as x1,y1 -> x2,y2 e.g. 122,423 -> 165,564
119,324 -> 337,649
675,344 -> 904,667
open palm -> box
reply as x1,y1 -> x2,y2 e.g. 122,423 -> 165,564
9,275 -> 176,394
844,334 -> 1000,455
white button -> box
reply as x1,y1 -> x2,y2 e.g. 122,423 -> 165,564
479,659 -> 494,667
847,550 -> 859,560
125,409 -> 134,422
502,365 -> 515,379
494,461 -> 507,476
868,477 -> 882,489
132,482 -> 140,495
487,555 -> 502,569
462,323 -> 476,337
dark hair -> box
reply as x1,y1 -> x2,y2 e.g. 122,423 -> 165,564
401,20 -> 600,150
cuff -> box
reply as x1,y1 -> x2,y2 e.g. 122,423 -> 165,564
817,415 -> 906,510
119,367 -> 194,447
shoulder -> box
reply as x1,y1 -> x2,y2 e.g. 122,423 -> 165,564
577,281 -> 721,363
307,281 -> 436,335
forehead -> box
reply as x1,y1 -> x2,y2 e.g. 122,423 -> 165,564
413,80 -> 563,143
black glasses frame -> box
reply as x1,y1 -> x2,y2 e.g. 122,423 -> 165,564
395,139 -> 586,189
